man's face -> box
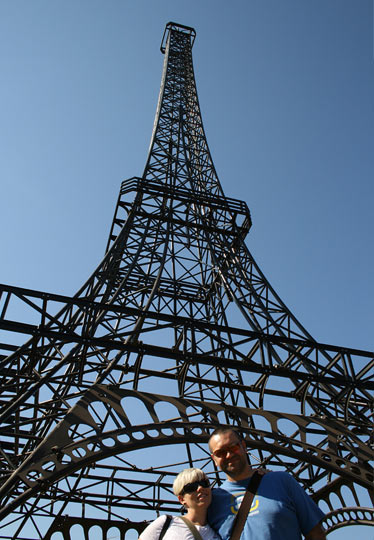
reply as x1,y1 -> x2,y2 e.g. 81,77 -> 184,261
209,431 -> 250,480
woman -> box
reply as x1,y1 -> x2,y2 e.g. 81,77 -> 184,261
139,467 -> 221,540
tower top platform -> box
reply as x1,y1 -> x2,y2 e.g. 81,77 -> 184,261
160,21 -> 196,53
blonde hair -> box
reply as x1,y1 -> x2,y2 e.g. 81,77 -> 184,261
173,467 -> 208,496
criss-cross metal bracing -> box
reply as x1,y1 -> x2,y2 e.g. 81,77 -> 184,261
0,22 -> 373,540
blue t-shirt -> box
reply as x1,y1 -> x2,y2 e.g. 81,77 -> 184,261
208,471 -> 325,540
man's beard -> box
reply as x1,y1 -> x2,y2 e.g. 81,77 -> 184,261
221,455 -> 248,478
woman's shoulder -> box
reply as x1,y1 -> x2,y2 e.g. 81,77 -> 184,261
197,522 -> 222,540
139,515 -> 172,539
140,515 -> 199,540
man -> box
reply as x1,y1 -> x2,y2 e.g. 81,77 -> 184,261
207,428 -> 326,540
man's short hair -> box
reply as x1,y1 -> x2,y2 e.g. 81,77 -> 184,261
173,467 -> 207,496
208,427 -> 243,452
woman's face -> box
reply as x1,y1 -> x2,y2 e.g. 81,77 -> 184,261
178,477 -> 212,510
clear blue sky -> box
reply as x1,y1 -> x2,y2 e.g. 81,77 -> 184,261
0,1 -> 373,538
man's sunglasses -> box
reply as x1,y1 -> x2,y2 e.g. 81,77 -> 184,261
180,478 -> 210,495
211,442 -> 242,459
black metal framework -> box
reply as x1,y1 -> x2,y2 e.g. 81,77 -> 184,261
0,21 -> 373,539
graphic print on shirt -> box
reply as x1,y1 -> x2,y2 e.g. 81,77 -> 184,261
230,492 -> 260,517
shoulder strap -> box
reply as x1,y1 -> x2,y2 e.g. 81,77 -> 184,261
229,470 -> 264,540
179,516 -> 204,540
159,515 -> 172,540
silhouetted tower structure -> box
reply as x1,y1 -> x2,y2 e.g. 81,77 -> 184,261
0,22 -> 373,540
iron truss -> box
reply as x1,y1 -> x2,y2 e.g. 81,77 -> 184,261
0,21 -> 373,540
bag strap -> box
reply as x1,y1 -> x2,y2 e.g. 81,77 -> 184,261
159,515 -> 172,540
229,470 -> 264,540
179,516 -> 204,540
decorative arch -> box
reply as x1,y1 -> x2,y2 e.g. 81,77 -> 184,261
1,387 -> 371,528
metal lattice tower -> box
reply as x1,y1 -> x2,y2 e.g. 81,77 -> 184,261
0,22 -> 373,540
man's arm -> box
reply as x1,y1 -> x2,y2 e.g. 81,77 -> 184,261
305,522 -> 326,540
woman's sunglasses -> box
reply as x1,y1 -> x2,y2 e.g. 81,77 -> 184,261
180,478 -> 210,495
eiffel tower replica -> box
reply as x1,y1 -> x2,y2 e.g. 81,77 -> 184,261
0,22 -> 373,540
